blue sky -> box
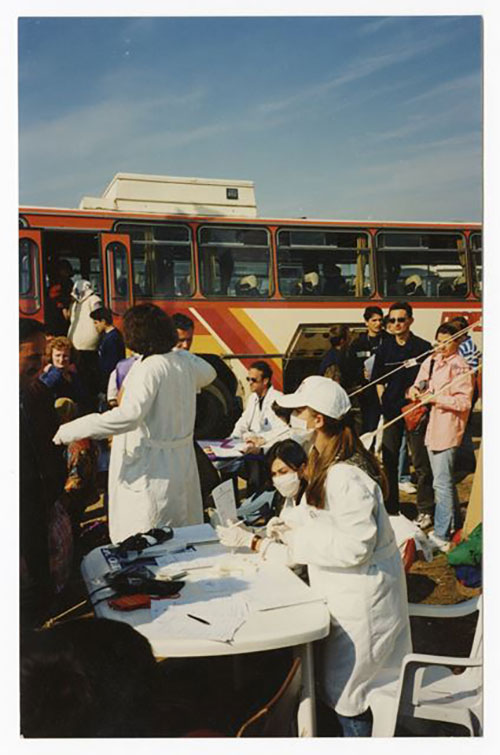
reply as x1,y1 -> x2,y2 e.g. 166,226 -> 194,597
18,15 -> 482,221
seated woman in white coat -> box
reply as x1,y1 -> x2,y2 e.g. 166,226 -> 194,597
54,304 -> 216,543
218,376 -> 411,737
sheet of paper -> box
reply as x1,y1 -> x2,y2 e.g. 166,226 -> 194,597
244,566 -> 325,611
151,593 -> 249,642
211,445 -> 244,459
172,523 -> 219,544
211,479 -> 237,526
155,544 -> 226,572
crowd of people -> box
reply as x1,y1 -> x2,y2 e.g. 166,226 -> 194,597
19,281 -> 481,737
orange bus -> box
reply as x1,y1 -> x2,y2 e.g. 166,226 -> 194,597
19,182 -> 482,433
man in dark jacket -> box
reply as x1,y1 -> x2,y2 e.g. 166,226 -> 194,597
372,302 -> 434,519
349,306 -> 389,433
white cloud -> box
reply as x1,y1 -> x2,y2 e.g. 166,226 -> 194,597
256,29 -> 457,118
404,72 -> 481,106
356,17 -> 395,37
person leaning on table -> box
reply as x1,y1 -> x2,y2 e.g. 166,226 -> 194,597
53,304 -> 216,543
217,376 -> 411,738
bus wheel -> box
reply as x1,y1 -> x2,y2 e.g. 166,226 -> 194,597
194,378 -> 235,440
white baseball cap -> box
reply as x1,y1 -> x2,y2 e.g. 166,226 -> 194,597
277,376 -> 352,419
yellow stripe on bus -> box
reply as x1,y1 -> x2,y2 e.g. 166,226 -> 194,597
192,334 -> 221,353
230,308 -> 282,370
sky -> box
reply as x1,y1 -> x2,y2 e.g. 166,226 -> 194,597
18,14 -> 483,222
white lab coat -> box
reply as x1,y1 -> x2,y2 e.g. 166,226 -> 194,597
231,385 -> 287,446
264,463 -> 411,717
54,350 -> 216,543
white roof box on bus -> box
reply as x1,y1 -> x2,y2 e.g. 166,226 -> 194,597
78,172 -> 257,217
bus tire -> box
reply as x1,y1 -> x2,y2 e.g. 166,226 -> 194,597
196,353 -> 238,396
194,377 -> 236,440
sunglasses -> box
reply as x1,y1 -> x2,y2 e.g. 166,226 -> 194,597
246,376 -> 260,383
388,317 -> 408,324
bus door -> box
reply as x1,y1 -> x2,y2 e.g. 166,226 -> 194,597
19,229 -> 43,319
100,233 -> 133,318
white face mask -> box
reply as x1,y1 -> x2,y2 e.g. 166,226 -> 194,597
290,414 -> 308,430
290,413 -> 315,441
273,471 -> 301,499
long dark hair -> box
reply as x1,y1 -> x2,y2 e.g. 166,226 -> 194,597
266,439 -> 308,504
306,410 -> 388,509
123,304 -> 177,358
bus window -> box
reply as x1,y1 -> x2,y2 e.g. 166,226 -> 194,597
19,237 -> 41,314
198,226 -> 271,297
116,223 -> 193,298
106,242 -> 129,298
470,233 -> 482,298
89,257 -> 103,298
277,229 -> 371,297
376,232 -> 467,298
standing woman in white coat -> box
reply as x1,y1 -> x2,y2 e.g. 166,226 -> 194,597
218,376 -> 411,737
54,304 -> 216,543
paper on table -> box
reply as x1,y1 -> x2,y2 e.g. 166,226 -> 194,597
245,566 -> 325,611
211,445 -> 245,459
151,593 -> 249,642
211,479 -> 237,526
172,523 -> 219,544
156,544 -> 226,572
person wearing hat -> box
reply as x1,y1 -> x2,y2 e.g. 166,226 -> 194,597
301,271 -> 321,295
404,274 -> 425,296
217,376 -> 410,737
235,274 -> 260,297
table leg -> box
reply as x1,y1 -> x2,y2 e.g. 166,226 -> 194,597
294,642 -> 316,737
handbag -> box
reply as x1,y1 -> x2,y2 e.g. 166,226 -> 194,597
403,358 -> 435,432
403,400 -> 429,432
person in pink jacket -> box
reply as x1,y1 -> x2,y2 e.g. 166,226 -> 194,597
408,322 -> 474,552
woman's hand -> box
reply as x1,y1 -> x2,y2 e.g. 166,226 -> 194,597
266,517 -> 291,541
419,391 -> 435,405
407,386 -> 421,401
216,522 -> 254,549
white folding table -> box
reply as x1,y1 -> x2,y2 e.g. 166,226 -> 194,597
81,527 -> 330,736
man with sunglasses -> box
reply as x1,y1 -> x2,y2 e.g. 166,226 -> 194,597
372,301 -> 434,520
225,361 -> 287,493
231,361 -> 286,447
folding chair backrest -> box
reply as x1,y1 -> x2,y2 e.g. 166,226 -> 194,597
236,658 -> 302,738
470,596 -> 483,659
408,595 -> 482,659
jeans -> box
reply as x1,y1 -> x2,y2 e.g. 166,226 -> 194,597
336,709 -> 373,737
428,447 -> 460,539
382,418 -> 434,515
398,432 -> 412,483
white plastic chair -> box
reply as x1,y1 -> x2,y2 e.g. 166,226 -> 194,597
368,596 -> 482,737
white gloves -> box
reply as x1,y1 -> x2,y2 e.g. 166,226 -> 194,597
265,517 -> 292,544
216,522 -> 254,549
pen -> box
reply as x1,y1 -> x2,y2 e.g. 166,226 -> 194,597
227,519 -> 245,530
187,613 -> 211,625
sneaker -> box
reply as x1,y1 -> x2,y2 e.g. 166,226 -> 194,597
415,512 -> 433,530
427,530 -> 451,553
399,481 -> 417,495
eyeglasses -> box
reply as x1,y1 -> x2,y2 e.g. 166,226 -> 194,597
246,377 -> 260,383
388,317 -> 408,324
